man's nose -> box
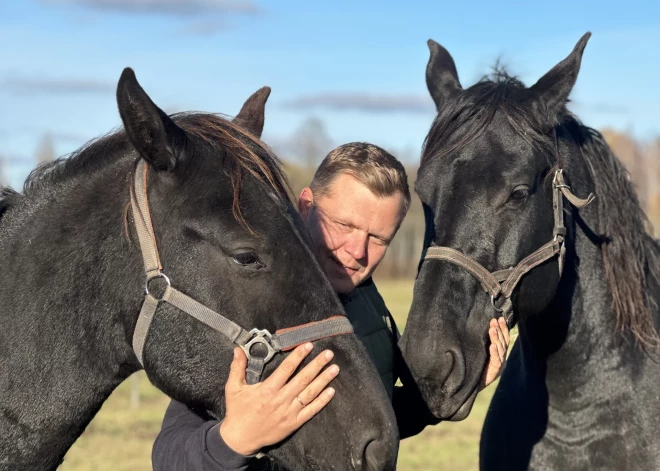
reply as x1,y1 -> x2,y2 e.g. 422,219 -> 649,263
344,233 -> 368,261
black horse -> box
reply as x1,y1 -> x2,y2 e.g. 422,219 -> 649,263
0,69 -> 398,471
400,33 -> 660,470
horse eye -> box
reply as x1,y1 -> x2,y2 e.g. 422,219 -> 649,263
232,251 -> 263,267
510,186 -> 530,202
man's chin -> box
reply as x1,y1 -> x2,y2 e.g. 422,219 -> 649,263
328,273 -> 361,293
331,278 -> 357,294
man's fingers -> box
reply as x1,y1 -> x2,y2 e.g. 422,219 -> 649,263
495,324 -> 507,357
297,388 -> 336,424
495,319 -> 507,347
490,327 -> 505,362
293,364 -> 340,407
489,344 -> 501,367
498,317 -> 510,344
226,347 -> 248,392
497,329 -> 509,361
263,343 -> 314,390
488,344 -> 503,385
282,349 -> 335,398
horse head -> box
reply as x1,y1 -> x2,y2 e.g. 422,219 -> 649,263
400,33 -> 596,420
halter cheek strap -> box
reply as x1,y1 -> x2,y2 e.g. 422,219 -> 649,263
129,160 -> 353,384
423,169 -> 594,325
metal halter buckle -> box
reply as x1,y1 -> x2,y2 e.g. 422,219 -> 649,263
241,328 -> 277,363
553,169 -> 571,190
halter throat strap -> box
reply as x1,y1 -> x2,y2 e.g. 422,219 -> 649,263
129,160 -> 353,384
423,169 -> 594,323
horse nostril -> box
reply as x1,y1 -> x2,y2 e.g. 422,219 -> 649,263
363,438 -> 377,465
361,436 -> 396,471
440,349 -> 466,398
306,457 -> 322,471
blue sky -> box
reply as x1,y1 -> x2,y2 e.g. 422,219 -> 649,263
2,0 -> 659,187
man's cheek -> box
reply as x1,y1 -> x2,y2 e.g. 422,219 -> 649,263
323,229 -> 342,252
372,246 -> 388,265
311,224 -> 331,252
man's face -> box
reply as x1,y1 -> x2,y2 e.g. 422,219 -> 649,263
299,173 -> 406,293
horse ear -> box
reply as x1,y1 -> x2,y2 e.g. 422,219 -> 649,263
426,39 -> 463,111
233,86 -> 271,138
116,67 -> 186,172
0,187 -> 18,223
528,32 -> 591,120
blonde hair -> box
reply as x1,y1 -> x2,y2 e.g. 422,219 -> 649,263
310,142 -> 411,214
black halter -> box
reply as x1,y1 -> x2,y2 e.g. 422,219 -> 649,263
422,132 -> 595,325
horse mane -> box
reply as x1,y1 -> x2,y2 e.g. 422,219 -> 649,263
0,187 -> 19,222
21,113 -> 293,230
565,119 -> 660,349
421,66 -> 660,349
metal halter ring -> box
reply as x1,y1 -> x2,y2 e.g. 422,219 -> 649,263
145,273 -> 171,300
491,294 -> 505,313
241,328 -> 277,363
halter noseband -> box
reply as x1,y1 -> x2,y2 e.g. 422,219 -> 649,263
423,168 -> 595,325
129,160 -> 353,384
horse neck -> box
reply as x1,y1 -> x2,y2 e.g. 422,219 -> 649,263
518,204 -> 649,406
0,156 -> 143,469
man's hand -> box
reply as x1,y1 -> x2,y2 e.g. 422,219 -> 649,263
220,343 -> 339,456
480,317 -> 511,389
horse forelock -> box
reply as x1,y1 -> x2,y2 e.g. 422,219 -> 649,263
173,113 -> 294,232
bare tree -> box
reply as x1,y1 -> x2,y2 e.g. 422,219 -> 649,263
291,117 -> 332,170
36,134 -> 56,165
603,129 -> 648,204
0,158 -> 7,187
396,144 -> 419,165
646,138 -> 660,236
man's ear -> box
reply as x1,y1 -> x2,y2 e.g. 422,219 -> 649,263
298,187 -> 314,219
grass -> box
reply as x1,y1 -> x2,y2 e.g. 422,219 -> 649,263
60,279 -> 507,471
59,375 -> 171,471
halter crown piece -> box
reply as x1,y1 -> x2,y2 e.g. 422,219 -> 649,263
129,160 -> 353,384
423,168 -> 595,325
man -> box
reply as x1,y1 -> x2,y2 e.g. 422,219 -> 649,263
152,143 -> 510,470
